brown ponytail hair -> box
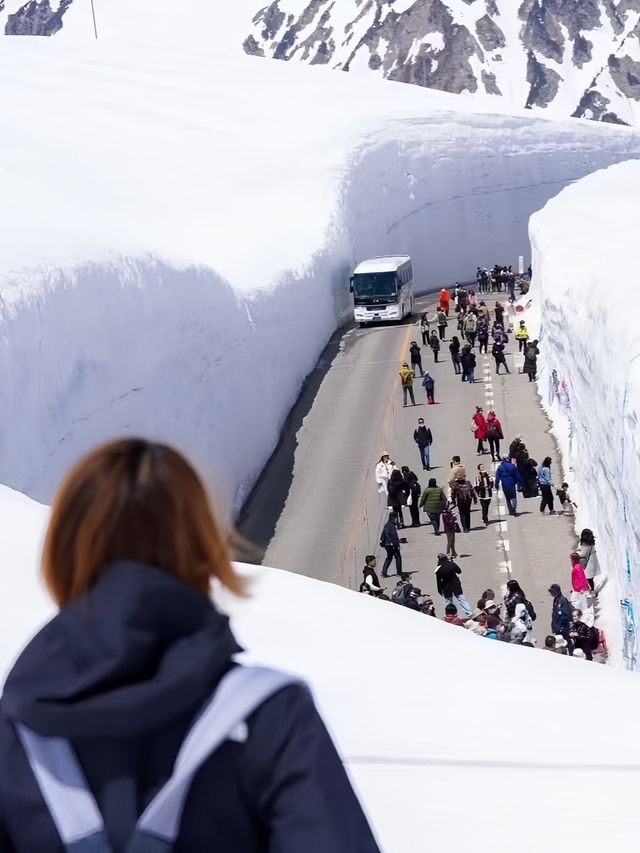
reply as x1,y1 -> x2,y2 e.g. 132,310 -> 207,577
42,438 -> 244,606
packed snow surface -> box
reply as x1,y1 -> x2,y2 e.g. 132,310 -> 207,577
529,160 -> 640,669
3,486 -> 640,851
1,38 -> 639,512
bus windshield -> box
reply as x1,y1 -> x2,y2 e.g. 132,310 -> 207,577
351,272 -> 397,300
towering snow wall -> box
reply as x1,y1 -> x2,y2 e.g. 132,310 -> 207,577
530,160 -> 640,668
1,39 -> 639,511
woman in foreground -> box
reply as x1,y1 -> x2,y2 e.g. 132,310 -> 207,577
0,438 -> 378,852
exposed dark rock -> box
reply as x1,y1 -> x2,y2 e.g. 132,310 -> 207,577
253,2 -> 286,41
310,40 -> 333,64
520,1 -> 565,64
475,13 -> 505,51
609,53 -> 640,100
572,34 -> 592,68
525,50 -> 561,108
243,34 -> 265,57
5,0 -> 73,36
481,68 -> 502,94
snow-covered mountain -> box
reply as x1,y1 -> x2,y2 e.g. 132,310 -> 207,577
245,0 -> 640,125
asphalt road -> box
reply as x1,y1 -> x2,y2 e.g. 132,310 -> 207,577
240,292 -> 577,641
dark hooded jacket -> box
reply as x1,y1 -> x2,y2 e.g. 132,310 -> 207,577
0,562 -> 378,853
435,557 -> 464,598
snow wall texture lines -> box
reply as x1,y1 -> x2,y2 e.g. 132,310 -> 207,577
530,160 -> 640,669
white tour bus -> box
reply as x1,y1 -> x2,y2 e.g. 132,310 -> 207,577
349,255 -> 414,326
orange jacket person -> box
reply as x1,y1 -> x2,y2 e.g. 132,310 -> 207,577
439,287 -> 450,315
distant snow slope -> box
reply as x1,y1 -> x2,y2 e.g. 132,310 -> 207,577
529,160 -> 640,670
246,0 -> 640,125
0,39 -> 638,513
4,486 -> 640,851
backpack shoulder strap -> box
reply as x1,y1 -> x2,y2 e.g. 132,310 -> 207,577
15,724 -> 111,852
127,665 -> 300,852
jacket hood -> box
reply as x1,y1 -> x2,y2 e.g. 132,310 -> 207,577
1,561 -> 241,739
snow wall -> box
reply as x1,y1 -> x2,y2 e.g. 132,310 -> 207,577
530,160 -> 640,669
1,39 -> 640,512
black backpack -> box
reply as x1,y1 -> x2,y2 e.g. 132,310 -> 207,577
379,528 -> 388,548
391,583 -> 412,606
525,599 -> 537,622
587,625 -> 600,650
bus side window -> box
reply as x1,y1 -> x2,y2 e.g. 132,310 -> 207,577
408,265 -> 413,281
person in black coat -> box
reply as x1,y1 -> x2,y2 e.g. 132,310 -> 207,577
549,583 -> 573,653
409,341 -> 423,377
460,347 -> 476,383
381,511 -> 403,578
435,554 -> 472,617
401,466 -> 422,527
387,468 -> 408,528
413,418 -> 433,470
0,439 -> 379,853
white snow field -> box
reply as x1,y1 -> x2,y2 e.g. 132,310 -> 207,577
3,487 -> 640,851
0,39 -> 639,514
529,160 -> 640,670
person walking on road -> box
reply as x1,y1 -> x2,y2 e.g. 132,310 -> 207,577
460,346 -> 476,383
437,309 -> 448,341
492,340 -> 510,375
419,477 -> 447,534
413,418 -> 433,470
399,362 -> 416,406
495,301 -> 505,327
435,554 -> 472,617
447,456 -> 467,491
486,411 -> 503,461
538,456 -> 555,514
401,466 -> 422,528
523,340 -> 539,382
449,335 -> 462,374
472,406 -> 488,454
515,320 -> 529,353
420,312 -> 430,346
387,469 -> 408,528
463,312 -> 477,347
429,330 -> 441,363
451,476 -> 477,532
438,288 -> 450,316
441,506 -> 458,557
576,528 -> 600,592
475,463 -> 493,525
495,456 -> 523,516
375,452 -> 396,494
477,316 -> 489,354
549,583 -> 573,653
409,341 -> 423,377
422,371 -> 436,404
380,512 -> 403,578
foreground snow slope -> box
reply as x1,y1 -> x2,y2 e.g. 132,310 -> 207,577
0,39 -> 639,511
529,160 -> 640,670
3,486 -> 640,851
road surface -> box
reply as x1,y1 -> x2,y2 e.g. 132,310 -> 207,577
240,292 -> 576,641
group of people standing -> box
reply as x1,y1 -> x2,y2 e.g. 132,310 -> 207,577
362,275 -> 606,661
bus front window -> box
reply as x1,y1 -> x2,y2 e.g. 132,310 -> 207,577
352,272 -> 397,300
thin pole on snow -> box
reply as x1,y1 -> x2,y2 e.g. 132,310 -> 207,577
90,0 -> 98,39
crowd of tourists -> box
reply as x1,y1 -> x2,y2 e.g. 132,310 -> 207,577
361,274 -> 605,662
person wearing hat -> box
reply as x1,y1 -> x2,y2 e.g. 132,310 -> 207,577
549,583 -> 573,653
375,452 -> 396,494
399,362 -> 416,406
413,418 -> 433,470
435,553 -> 472,617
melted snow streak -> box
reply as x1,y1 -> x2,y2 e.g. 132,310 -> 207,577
529,160 -> 640,669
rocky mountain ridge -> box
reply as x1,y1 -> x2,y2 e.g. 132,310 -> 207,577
244,0 -> 640,125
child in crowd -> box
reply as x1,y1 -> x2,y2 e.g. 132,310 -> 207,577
556,482 -> 577,515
